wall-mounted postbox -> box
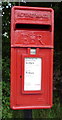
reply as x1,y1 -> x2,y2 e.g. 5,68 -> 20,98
10,6 -> 54,109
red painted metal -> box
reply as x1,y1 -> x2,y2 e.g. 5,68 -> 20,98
10,6 -> 54,110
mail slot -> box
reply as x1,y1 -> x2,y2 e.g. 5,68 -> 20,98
10,6 -> 54,109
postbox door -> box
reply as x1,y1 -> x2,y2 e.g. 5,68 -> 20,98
11,47 -> 53,108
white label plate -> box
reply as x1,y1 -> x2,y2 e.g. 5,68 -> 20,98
24,58 -> 42,91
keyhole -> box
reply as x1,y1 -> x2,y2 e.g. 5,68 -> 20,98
20,76 -> 22,78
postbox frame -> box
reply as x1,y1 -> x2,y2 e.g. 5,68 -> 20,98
10,6 -> 54,110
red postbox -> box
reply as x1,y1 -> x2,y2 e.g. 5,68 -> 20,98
10,6 -> 54,109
